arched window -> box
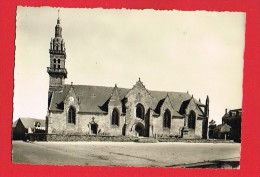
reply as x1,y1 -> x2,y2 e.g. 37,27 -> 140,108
68,107 -> 76,124
188,111 -> 196,129
136,103 -> 145,119
112,109 -> 119,126
54,59 -> 56,63
163,109 -> 171,128
58,59 -> 60,63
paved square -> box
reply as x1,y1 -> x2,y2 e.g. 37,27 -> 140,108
12,141 -> 240,167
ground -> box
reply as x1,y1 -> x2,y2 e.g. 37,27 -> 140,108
12,141 -> 240,168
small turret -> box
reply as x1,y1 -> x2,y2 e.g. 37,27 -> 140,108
202,95 -> 210,139
205,95 -> 209,117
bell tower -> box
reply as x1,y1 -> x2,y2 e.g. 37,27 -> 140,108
47,11 -> 67,95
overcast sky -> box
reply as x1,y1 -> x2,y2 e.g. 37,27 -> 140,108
13,7 -> 245,124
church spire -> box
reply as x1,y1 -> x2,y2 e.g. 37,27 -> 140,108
50,10 -> 66,55
47,11 -> 68,95
55,10 -> 62,38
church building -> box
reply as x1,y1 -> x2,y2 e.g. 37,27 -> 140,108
46,17 -> 209,139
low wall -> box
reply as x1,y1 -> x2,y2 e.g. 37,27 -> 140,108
157,138 -> 234,143
26,133 -> 235,143
27,133 -> 138,142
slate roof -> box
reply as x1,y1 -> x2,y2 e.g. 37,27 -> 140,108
49,84 -> 205,117
12,119 -> 19,128
13,118 -> 45,129
222,109 -> 242,119
179,98 -> 204,116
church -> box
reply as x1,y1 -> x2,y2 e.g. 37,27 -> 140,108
46,17 -> 209,139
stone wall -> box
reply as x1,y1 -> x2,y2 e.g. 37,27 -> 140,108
44,134 -> 137,142
153,116 -> 184,137
48,111 -> 126,136
171,118 -> 185,136
195,119 -> 203,138
27,133 -> 235,143
157,137 -> 235,143
47,108 -> 202,138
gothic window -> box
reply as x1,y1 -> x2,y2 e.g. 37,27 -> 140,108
163,109 -> 171,128
53,64 -> 56,68
68,107 -> 76,124
111,109 -> 119,126
58,59 -> 60,63
136,103 -> 145,119
58,65 -> 60,69
188,111 -> 196,129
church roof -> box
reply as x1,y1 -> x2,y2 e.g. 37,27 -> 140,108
49,84 -> 204,116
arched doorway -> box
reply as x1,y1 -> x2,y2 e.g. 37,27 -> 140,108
91,123 -> 98,134
135,122 -> 145,137
89,117 -> 98,135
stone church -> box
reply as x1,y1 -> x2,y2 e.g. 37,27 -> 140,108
46,17 -> 209,139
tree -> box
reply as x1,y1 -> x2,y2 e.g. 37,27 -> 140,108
208,119 -> 217,139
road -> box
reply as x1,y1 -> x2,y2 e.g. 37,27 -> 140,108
12,141 -> 240,167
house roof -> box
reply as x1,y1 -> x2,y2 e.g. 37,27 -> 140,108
222,109 -> 242,119
13,118 -> 45,129
49,84 -> 205,116
12,119 -> 19,128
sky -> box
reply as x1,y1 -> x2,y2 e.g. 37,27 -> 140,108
13,7 -> 245,124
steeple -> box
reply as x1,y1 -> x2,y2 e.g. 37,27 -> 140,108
47,11 -> 68,96
50,12 -> 66,54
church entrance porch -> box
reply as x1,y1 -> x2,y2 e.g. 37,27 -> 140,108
133,122 -> 145,137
